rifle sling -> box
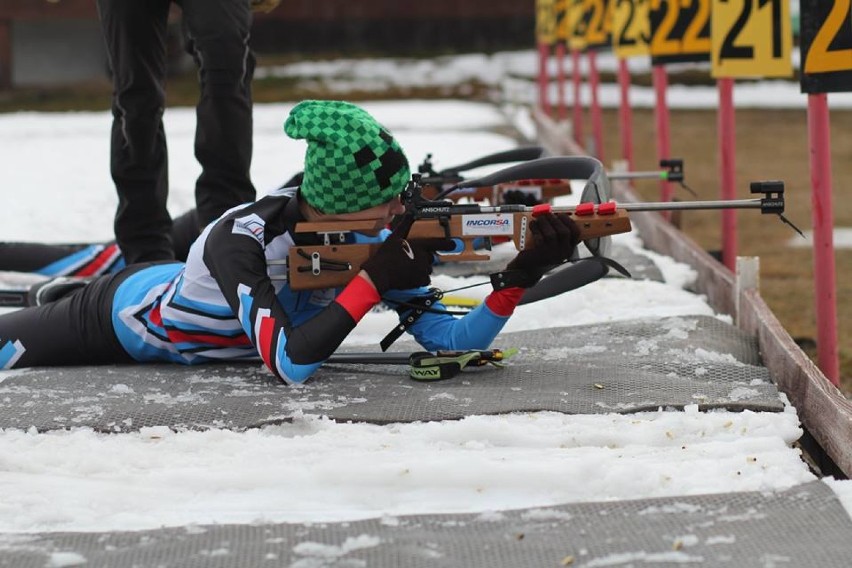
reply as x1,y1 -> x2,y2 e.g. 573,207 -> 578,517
380,291 -> 443,352
378,256 -> 631,351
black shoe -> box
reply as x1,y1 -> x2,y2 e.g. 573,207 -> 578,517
27,277 -> 90,307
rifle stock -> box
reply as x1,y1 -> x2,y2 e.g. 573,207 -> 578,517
285,209 -> 631,291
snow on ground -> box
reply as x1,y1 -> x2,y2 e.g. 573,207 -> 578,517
789,228 -> 852,250
0,407 -> 809,533
258,49 -> 852,109
0,80 -> 843,534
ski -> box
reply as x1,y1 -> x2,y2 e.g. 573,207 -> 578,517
328,348 -> 517,381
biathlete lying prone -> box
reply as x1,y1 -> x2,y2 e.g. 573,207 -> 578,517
0,100 -> 580,384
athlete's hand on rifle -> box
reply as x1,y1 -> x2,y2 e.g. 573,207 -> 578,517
361,215 -> 455,294
504,213 -> 581,287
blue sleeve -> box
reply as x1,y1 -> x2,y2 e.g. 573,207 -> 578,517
382,288 -> 510,351
359,229 -> 509,351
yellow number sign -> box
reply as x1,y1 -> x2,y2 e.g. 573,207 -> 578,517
711,0 -> 793,78
537,0 -> 558,45
614,0 -> 651,57
585,0 -> 615,49
800,0 -> 852,93
649,0 -> 711,63
556,0 -> 571,42
568,0 -> 589,50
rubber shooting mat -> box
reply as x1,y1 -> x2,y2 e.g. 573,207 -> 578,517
434,242 -> 664,282
2,481 -> 850,567
0,315 -> 782,433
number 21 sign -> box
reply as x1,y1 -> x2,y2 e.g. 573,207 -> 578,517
711,0 -> 793,78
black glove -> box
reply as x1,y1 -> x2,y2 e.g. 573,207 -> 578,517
362,216 -> 455,294
501,213 -> 581,288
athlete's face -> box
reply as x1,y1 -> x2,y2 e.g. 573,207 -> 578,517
326,195 -> 406,235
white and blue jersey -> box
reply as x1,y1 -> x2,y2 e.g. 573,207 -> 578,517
108,188 -> 513,384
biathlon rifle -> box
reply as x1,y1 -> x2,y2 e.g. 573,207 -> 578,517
273,156 -> 794,292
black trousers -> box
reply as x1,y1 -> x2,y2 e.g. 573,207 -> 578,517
96,0 -> 256,264
0,266 -> 156,368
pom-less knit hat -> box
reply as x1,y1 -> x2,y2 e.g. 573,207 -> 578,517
284,100 -> 410,214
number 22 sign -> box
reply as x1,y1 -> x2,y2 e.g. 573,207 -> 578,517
649,0 -> 711,63
711,0 -> 793,78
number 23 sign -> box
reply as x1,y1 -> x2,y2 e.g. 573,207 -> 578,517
711,0 -> 793,78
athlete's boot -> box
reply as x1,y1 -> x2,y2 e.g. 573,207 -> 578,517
27,277 -> 90,307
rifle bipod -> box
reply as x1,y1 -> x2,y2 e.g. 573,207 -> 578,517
327,348 -> 517,381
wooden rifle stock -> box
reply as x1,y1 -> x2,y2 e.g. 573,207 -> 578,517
284,208 -> 631,291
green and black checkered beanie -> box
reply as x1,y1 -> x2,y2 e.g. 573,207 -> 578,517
284,100 -> 410,214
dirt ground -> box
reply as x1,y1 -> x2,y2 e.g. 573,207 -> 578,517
592,107 -> 851,393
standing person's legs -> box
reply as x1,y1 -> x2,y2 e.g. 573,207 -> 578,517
0,272 -> 134,369
96,0 -> 175,265
170,209 -> 201,261
180,0 -> 256,229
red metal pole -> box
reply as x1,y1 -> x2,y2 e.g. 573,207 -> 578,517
571,48 -> 584,148
588,51 -> 604,162
538,42 -> 551,116
617,58 -> 634,173
652,64 -> 672,220
555,43 -> 567,121
806,93 -> 840,385
717,78 -> 737,271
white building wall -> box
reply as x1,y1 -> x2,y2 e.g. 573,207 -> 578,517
12,20 -> 107,87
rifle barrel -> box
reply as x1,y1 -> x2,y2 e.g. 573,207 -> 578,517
616,198 -> 764,212
474,198 -> 766,216
541,198 -> 764,214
